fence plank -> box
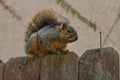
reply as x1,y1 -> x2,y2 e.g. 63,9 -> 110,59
4,57 -> 40,80
79,47 -> 119,80
79,50 -> 95,80
78,60 -> 94,80
0,60 -> 4,80
40,52 -> 78,80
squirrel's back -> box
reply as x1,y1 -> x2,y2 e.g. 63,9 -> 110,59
25,10 -> 69,42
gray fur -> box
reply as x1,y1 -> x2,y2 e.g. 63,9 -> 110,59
25,33 -> 37,54
37,25 -> 60,47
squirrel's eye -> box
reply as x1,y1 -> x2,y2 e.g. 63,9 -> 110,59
67,29 -> 72,33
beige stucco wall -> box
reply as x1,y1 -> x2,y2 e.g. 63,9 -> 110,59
0,0 -> 120,62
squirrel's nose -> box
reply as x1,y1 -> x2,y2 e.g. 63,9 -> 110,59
75,36 -> 78,40
75,34 -> 78,40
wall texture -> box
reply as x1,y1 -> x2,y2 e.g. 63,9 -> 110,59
0,0 -> 120,62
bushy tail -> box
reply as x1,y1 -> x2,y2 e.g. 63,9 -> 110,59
25,10 -> 69,42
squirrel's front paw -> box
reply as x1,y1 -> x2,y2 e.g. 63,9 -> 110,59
63,49 -> 69,54
57,50 -> 69,54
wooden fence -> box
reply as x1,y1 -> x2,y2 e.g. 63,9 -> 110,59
0,47 -> 119,80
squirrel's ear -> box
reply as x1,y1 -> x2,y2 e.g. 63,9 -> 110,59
59,24 -> 67,30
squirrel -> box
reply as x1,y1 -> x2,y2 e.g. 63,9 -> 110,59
25,10 -> 78,59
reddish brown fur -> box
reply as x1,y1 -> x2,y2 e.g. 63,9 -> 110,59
28,37 -> 67,59
47,39 -> 67,53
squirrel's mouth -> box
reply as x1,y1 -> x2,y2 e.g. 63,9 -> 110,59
68,36 -> 78,43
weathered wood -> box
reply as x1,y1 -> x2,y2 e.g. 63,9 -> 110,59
79,47 -> 119,80
79,59 -> 94,80
4,57 -> 40,80
0,47 -> 119,80
40,52 -> 78,80
0,60 -> 4,80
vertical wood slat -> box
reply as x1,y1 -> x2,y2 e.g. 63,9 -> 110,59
0,60 -> 4,80
79,47 -> 119,80
40,52 -> 78,80
4,57 -> 40,80
79,51 -> 95,80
